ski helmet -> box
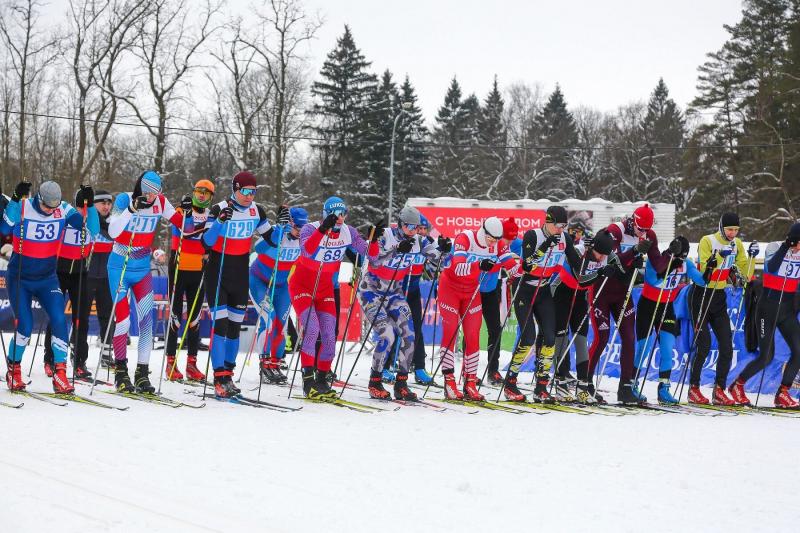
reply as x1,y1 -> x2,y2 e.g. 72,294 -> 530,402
676,235 -> 690,258
322,196 -> 347,218
482,217 -> 504,239
592,229 -> 614,256
502,217 -> 519,240
545,205 -> 568,225
38,181 -> 62,209
719,212 -> 740,235
788,222 -> 800,246
632,203 -> 654,230
289,206 -> 309,227
398,205 -> 421,227
192,179 -> 215,208
232,171 -> 257,193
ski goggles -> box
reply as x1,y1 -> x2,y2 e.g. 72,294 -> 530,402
401,222 -> 419,230
194,187 -> 214,196
328,208 -> 347,217
239,187 -> 257,196
554,222 -> 568,229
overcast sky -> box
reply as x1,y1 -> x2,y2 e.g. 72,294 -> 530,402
297,0 -> 744,119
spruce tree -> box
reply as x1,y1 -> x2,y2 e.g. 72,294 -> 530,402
478,77 -> 509,199
534,84 -> 579,199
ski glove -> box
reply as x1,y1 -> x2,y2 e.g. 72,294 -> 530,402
75,185 -> 94,207
706,255 -> 718,270
748,241 -> 759,257
130,195 -> 152,211
718,247 -> 733,259
319,213 -> 339,233
632,254 -> 644,269
583,236 -> 594,250
635,239 -> 652,255
397,238 -> 414,254
536,234 -> 559,255
217,205 -> 234,223
276,205 -> 290,225
601,263 -> 619,278
437,235 -> 452,253
180,195 -> 192,213
667,238 -> 682,257
12,181 -> 31,203
479,258 -> 496,271
368,219 -> 387,243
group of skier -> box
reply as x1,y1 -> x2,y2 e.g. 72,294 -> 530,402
2,170 -> 800,409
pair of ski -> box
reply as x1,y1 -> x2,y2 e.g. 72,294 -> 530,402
185,389 -> 302,412
330,380 -> 463,413
10,389 -> 129,410
102,389 -> 205,409
292,394 -> 395,413
688,403 -> 800,418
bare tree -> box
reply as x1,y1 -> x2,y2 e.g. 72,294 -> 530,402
0,0 -> 60,178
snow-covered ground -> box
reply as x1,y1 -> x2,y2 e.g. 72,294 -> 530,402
2,340 -> 799,533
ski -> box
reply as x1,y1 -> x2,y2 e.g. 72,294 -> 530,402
683,403 -> 749,415
211,395 -> 287,411
102,390 -> 205,408
501,400 -> 587,415
672,403 -> 739,416
433,398 -> 529,414
335,396 -> 401,412
74,376 -> 114,387
0,399 -> 23,408
40,392 -> 130,410
13,390 -> 67,406
292,395 -> 374,413
176,379 -> 214,388
746,405 -> 800,418
331,379 -> 370,393
186,390 -> 301,411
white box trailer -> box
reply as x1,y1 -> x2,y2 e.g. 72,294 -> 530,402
406,197 -> 676,244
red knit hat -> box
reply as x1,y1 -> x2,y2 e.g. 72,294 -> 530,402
633,203 -> 654,230
502,217 -> 519,240
232,171 -> 257,191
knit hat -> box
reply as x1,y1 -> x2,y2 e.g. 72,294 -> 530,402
592,229 -> 614,255
719,212 -> 740,234
38,181 -> 62,208
502,217 -> 519,240
633,204 -> 654,230
94,189 -> 112,203
788,222 -> 800,246
232,171 -> 257,192
545,205 -> 568,224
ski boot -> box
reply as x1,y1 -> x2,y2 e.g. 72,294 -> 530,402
100,346 -> 114,369
414,368 -> 434,385
503,373 -> 526,402
488,369 -> 504,387
44,360 -> 54,378
728,378 -> 751,406
73,361 -> 92,381
586,380 -> 606,404
576,380 -> 597,405
52,362 -> 75,394
657,380 -> 678,405
185,355 -> 206,382
301,367 -> 333,400
368,370 -> 391,400
223,362 -> 242,395
775,385 -> 799,409
712,385 -> 735,406
114,360 -> 135,392
394,373 -> 418,401
688,385 -> 710,405
531,376 -> 554,403
134,364 -> 156,394
553,375 -> 577,402
463,374 -> 485,401
618,380 -> 646,405
213,368 -> 239,398
381,368 -> 396,384
442,370 -> 464,400
164,355 -> 183,381
314,369 -> 336,399
259,356 -> 287,384
5,360 -> 25,391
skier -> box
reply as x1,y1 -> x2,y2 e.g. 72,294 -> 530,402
201,171 -> 273,398
552,229 -> 616,403
728,222 -> 800,408
587,203 -> 668,404
633,236 -> 707,405
164,179 -> 215,382
3,181 -> 98,393
360,206 -> 449,401
438,216 -> 519,401
686,212 -> 756,405
42,188 -> 99,379
408,213 -> 437,385
290,196 -> 380,399
108,171 -> 192,393
505,206 -> 584,402
249,205 -> 308,385
86,190 -> 115,369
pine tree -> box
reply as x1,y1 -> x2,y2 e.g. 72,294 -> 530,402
534,84 -> 579,199
641,78 -> 686,208
478,77 -> 510,199
393,75 -> 429,206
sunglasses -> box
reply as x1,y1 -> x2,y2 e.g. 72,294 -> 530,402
239,187 -> 257,196
402,223 -> 418,230
194,187 -> 213,196
554,223 -> 567,229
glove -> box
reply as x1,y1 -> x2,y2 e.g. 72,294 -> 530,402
718,247 -> 733,259
397,238 -> 414,254
180,194 -> 192,212
706,255 -> 718,270
479,258 -> 496,272
748,241 -> 759,257
368,219 -> 387,243
129,195 -> 151,211
217,205 -> 234,223
536,234 -> 559,255
75,184 -> 94,206
601,264 -> 618,278
12,181 -> 31,202
583,236 -> 594,249
667,238 -> 682,257
632,254 -> 644,269
277,205 -> 290,225
437,236 -> 452,253
319,213 -> 338,233
635,239 -> 652,255
729,266 -> 745,288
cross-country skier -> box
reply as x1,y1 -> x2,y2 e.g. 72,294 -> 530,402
552,229 -> 616,403
408,213 -> 437,385
249,205 -> 307,385
3,181 -> 98,393
686,212 -> 756,405
586,203 -> 668,404
108,171 -> 192,393
87,190 -> 115,369
201,171 -> 272,398
633,236 -> 707,405
164,179 -> 215,382
438,216 -> 519,401
505,206 -> 584,402
728,222 -> 800,408
290,196 -> 380,399
360,206 -> 450,401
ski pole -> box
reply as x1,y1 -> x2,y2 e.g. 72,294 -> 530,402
338,259 -> 406,399
477,272 -> 524,392
632,254 -> 675,386
91,210 -> 139,396
25,322 -> 45,377
201,209 -> 231,401
331,252 -> 365,378
168,271 -> 206,380
9,194 -> 26,392
157,207 -> 188,393
730,253 -> 757,335
255,224 -> 285,402
673,274 -> 716,401
634,286 -> 676,393
753,257 -> 791,407
556,275 -> 610,376
422,274 -> 486,400
70,199 -> 90,386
